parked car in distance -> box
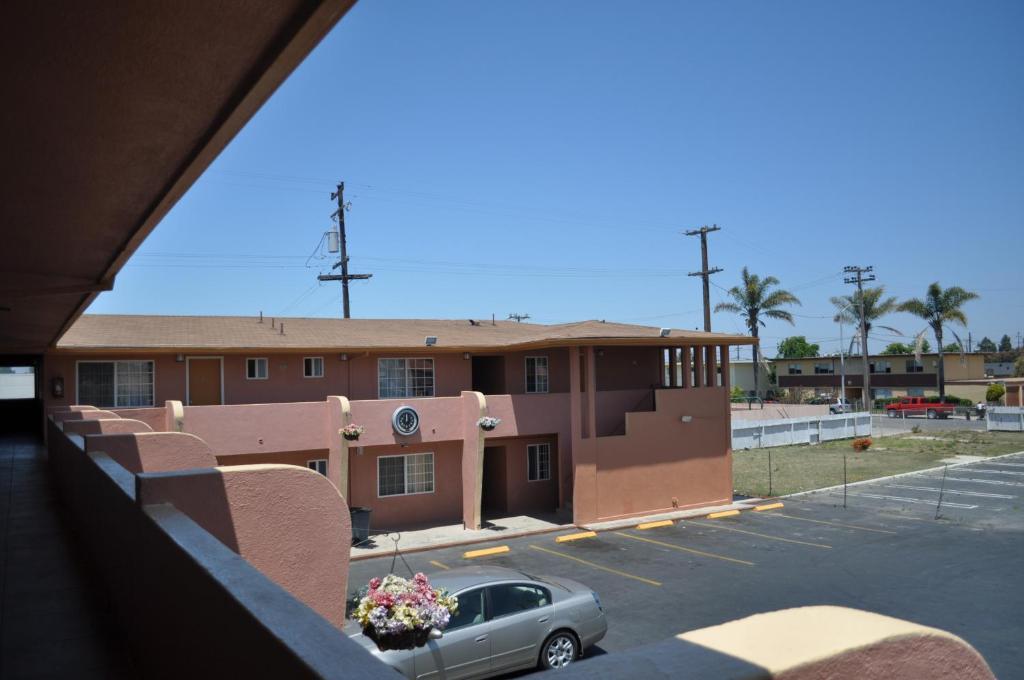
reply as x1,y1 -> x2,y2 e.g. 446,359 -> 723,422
884,397 -> 956,419
829,398 -> 853,414
349,566 -> 607,679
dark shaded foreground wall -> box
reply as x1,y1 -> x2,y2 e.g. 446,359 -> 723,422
47,420 -> 392,679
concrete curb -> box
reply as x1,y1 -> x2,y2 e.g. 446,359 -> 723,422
350,523 -> 573,561
784,449 -> 1024,500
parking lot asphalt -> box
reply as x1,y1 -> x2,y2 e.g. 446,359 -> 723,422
349,452 -> 1024,678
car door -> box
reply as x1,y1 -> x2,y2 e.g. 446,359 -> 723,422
485,583 -> 553,673
414,587 -> 490,680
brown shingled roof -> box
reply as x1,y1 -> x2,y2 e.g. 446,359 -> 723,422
54,314 -> 755,352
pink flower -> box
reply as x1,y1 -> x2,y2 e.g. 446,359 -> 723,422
369,577 -> 381,590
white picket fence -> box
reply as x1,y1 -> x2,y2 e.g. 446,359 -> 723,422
732,412 -> 872,450
986,407 -> 1024,432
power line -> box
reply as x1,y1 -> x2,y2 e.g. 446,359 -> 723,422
316,182 -> 373,318
844,265 -> 876,409
684,224 -> 723,332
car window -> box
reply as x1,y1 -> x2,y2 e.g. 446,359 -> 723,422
488,584 -> 551,619
447,588 -> 486,631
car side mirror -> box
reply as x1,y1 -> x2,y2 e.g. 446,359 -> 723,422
428,628 -> 444,640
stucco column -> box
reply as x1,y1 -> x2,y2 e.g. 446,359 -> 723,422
165,400 -> 184,432
326,396 -> 350,500
570,345 -> 598,525
719,345 -> 730,392
693,345 -> 705,387
681,346 -> 692,388
585,346 -> 597,439
460,391 -> 486,530
705,345 -> 717,387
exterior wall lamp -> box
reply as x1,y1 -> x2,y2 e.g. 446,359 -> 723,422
175,353 -> 184,362
680,415 -> 694,423
51,376 -> 64,399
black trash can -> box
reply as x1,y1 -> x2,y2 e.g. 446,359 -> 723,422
350,507 -> 372,545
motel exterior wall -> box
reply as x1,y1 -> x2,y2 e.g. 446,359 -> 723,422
58,342 -> 737,530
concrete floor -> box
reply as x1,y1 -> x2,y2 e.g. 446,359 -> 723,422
0,435 -> 134,679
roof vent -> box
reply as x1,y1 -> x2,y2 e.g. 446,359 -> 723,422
259,311 -> 263,323
424,336 -> 437,346
280,323 -> 285,335
659,328 -> 671,337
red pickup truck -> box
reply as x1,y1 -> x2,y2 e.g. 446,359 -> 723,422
884,397 -> 956,419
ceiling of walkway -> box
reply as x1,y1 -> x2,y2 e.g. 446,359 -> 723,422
0,0 -> 356,352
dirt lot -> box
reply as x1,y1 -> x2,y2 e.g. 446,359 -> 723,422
732,429 -> 1024,497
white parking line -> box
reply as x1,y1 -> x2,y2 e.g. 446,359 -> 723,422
978,462 -> 1024,468
886,484 -> 1015,499
924,476 -> 1024,488
837,492 -> 978,509
959,469 -> 1024,476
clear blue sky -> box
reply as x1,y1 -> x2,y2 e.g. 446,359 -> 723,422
90,0 -> 1024,360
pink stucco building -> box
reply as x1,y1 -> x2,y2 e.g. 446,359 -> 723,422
46,314 -> 753,529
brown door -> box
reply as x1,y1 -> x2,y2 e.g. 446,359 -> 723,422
188,358 -> 221,405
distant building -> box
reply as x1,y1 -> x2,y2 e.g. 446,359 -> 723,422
770,352 -> 988,402
985,362 -> 1015,378
727,360 -> 775,397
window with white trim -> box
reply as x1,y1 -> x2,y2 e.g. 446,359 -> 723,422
246,358 -> 268,380
527,443 -> 551,482
378,453 -> 434,497
77,361 -> 154,408
307,459 -> 327,476
303,357 -> 324,378
525,356 -> 549,393
378,358 -> 434,398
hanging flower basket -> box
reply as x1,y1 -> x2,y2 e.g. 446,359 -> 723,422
477,416 -> 501,432
341,424 -> 365,442
354,573 -> 458,652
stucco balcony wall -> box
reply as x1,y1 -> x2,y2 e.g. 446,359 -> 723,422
574,387 -> 733,524
44,416 -> 377,678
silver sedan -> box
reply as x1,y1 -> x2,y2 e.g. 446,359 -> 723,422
349,566 -> 607,679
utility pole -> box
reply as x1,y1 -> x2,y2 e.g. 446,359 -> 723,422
318,181 -> 372,318
968,332 -> 972,354
685,225 -> 723,332
844,265 -> 875,411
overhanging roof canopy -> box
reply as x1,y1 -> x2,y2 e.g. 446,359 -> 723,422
0,0 -> 356,353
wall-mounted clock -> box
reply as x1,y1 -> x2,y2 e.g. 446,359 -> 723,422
392,405 -> 420,436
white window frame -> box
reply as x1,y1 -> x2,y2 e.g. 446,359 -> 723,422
377,358 -> 435,399
75,360 -> 156,408
527,443 -> 551,482
303,356 -> 324,379
525,356 -> 549,394
246,357 -> 269,380
377,452 -> 435,498
307,459 -> 328,476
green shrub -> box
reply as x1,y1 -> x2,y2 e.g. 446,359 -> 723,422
986,383 -> 1006,403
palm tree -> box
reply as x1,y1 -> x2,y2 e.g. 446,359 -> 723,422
714,267 -> 801,398
830,286 -> 899,356
897,283 -> 979,398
